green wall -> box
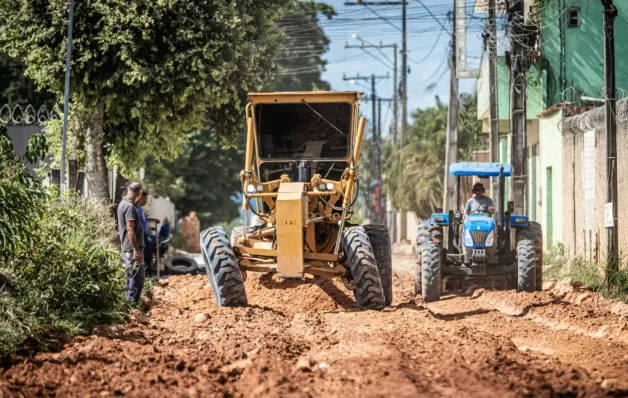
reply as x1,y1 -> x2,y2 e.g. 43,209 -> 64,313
540,0 -> 628,106
495,57 -> 545,121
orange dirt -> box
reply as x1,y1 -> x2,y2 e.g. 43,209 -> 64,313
1,256 -> 628,397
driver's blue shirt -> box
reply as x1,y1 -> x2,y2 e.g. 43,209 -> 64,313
464,195 -> 494,214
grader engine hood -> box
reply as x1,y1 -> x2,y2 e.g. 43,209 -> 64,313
275,182 -> 308,278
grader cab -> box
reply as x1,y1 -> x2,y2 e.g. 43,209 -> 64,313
200,91 -> 392,310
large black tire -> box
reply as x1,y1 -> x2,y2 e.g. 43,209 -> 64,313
517,239 -> 537,292
200,227 -> 248,307
342,227 -> 386,310
517,221 -> 543,291
164,256 -> 198,275
421,241 -> 442,302
364,224 -> 393,306
414,220 -> 443,295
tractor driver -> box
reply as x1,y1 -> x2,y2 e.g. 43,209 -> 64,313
464,182 -> 495,215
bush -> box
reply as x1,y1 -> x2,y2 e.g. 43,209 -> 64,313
10,196 -> 127,333
0,135 -> 47,260
1,195 -> 127,356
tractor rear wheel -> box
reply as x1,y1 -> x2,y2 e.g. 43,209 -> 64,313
517,239 -> 537,293
517,221 -> 543,291
364,224 -> 393,306
201,227 -> 248,307
342,227 -> 386,310
421,241 -> 442,302
414,220 -> 443,295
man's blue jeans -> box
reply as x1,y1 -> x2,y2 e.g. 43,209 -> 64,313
123,251 -> 144,304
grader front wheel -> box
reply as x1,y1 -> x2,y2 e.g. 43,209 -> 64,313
201,227 -> 248,307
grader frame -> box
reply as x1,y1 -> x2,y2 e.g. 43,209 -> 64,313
236,92 -> 365,282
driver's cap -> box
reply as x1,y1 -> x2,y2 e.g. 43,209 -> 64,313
473,182 -> 485,192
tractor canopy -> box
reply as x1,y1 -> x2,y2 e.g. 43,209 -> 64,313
449,162 -> 513,177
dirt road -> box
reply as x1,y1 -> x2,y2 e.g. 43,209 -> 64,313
2,255 -> 628,397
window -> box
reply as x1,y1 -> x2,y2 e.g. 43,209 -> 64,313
568,8 -> 580,28
254,102 -> 351,160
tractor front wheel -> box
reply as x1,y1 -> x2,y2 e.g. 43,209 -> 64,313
342,227 -> 386,310
421,241 -> 442,302
201,227 -> 248,307
364,224 -> 393,306
517,239 -> 537,293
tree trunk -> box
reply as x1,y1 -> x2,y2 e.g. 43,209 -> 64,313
84,102 -> 109,200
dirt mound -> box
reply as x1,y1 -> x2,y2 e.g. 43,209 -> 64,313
245,273 -> 357,316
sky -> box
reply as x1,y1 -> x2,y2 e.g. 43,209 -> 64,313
314,0 -> 490,136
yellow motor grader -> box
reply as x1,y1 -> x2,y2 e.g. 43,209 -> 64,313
200,91 -> 392,310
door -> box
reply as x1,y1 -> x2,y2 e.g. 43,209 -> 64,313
546,166 -> 553,248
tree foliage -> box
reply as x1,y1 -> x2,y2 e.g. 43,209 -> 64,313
383,94 -> 483,219
0,0 -> 292,192
145,1 -> 334,227
270,1 -> 334,91
0,136 -> 47,259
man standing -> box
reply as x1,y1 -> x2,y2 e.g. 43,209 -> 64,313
117,182 -> 145,303
136,191 -> 157,277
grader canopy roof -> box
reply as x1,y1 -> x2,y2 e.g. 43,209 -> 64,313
449,162 -> 513,177
248,92 -> 361,160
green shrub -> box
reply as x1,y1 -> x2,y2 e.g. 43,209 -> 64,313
0,135 -> 47,259
1,195 -> 128,357
10,196 -> 127,334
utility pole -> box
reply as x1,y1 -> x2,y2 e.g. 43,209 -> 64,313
602,0 -> 618,261
345,41 -> 398,142
343,73 -> 390,224
443,6 -> 459,210
487,0 -> 499,163
487,0 -> 500,197
344,0 -> 408,237
507,0 -> 531,214
60,0 -> 75,193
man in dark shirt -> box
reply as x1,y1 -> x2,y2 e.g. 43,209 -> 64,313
117,182 -> 145,303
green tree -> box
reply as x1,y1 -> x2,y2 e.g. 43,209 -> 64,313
0,0 -> 291,199
144,130 -> 242,227
144,1 -> 334,226
0,54 -> 54,106
383,94 -> 482,219
270,1 -> 334,91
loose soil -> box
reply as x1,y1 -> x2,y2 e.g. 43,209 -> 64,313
2,255 -> 628,397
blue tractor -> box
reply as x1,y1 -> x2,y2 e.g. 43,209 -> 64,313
415,162 -> 543,302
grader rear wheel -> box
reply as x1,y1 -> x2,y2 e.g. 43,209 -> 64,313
364,225 -> 393,306
342,227 -> 386,310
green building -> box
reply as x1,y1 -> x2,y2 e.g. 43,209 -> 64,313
476,1 -> 628,249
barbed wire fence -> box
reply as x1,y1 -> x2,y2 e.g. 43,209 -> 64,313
562,98 -> 628,135
0,103 -> 60,126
